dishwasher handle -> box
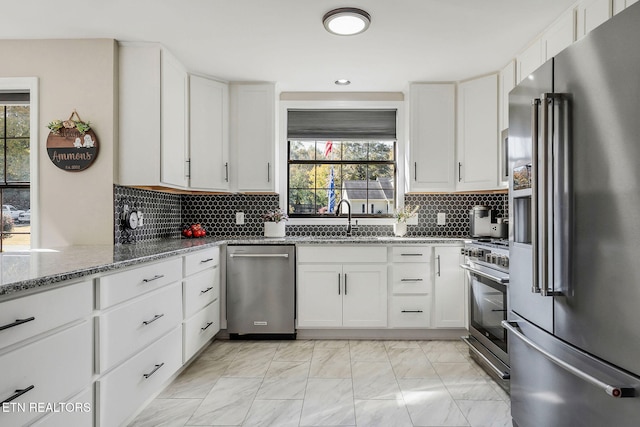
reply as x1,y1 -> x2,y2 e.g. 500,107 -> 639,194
229,253 -> 289,258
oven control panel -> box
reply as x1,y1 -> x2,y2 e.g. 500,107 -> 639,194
462,244 -> 510,270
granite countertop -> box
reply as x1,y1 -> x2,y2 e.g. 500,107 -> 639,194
0,236 -> 468,299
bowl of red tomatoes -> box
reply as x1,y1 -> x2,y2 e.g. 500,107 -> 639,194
182,223 -> 207,238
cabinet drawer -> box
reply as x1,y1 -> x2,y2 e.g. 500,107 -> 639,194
0,321 -> 92,427
391,246 -> 432,263
392,263 -> 431,294
184,247 -> 219,277
97,327 -> 182,427
183,267 -> 219,318
298,245 -> 387,264
390,295 -> 432,328
0,281 -> 92,352
31,387 -> 93,427
97,282 -> 182,373
183,300 -> 220,362
97,257 -> 182,309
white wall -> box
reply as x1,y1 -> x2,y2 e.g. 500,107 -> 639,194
0,39 -> 117,247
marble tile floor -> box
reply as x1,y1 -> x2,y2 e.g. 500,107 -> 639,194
130,339 -> 511,427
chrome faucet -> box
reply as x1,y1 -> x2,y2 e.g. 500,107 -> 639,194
335,199 -> 353,236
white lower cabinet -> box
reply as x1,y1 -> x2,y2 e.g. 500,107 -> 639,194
182,247 -> 220,362
96,282 -> 183,373
297,244 -> 466,331
297,246 -> 388,328
0,280 -> 92,352
183,300 -> 220,361
0,321 -> 92,427
341,265 -> 388,328
433,246 -> 467,328
296,264 -> 343,327
389,246 -> 432,328
31,387 -> 93,427
297,264 -> 387,328
96,326 -> 182,427
390,295 -> 432,328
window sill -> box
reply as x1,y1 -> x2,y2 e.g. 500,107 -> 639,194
286,216 -> 418,226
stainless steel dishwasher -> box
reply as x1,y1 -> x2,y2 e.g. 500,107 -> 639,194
226,245 -> 295,337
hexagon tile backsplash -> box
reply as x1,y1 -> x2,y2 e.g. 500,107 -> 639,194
113,185 -> 507,243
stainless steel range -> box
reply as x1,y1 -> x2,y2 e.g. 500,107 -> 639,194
460,239 -> 510,392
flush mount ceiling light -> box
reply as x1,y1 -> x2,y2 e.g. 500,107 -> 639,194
335,79 -> 351,85
323,8 -> 371,36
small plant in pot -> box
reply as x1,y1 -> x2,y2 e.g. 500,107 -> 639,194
263,208 -> 288,237
393,205 -> 420,237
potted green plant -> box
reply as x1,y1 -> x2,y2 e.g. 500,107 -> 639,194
393,205 -> 420,237
263,208 -> 288,237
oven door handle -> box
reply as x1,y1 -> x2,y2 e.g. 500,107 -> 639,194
460,264 -> 509,284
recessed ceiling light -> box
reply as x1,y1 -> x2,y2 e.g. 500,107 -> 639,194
323,8 -> 371,36
335,79 -> 351,86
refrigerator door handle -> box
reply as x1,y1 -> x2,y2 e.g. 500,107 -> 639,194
531,98 -> 541,294
502,321 -> 635,398
541,92 -> 566,297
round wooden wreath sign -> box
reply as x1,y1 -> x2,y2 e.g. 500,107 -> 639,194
46,110 -> 99,172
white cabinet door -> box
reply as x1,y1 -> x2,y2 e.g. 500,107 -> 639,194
409,83 -> 456,191
118,44 -> 161,186
499,61 -> 516,131
230,83 -> 275,192
517,39 -> 542,83
118,43 -> 189,189
614,0 -> 639,14
342,264 -> 387,328
577,0 -> 612,38
189,75 -> 229,191
456,74 -> 499,191
161,50 -> 188,188
297,264 -> 343,327
433,246 -> 466,328
542,8 -> 576,61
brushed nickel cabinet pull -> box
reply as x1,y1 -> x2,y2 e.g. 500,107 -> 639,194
143,363 -> 164,379
201,322 -> 214,331
142,274 -> 164,283
142,314 -> 164,325
200,287 -> 214,294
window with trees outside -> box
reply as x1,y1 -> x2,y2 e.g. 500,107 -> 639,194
287,109 -> 397,218
0,93 -> 31,251
288,140 -> 395,217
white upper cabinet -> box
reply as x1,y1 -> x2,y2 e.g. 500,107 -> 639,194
498,61 -> 516,131
517,39 -> 543,83
456,74 -> 499,191
614,0 -> 639,14
408,83 -> 456,192
118,43 -> 188,189
230,83 -> 276,192
577,0 -> 612,38
542,8 -> 576,61
161,52 -> 189,188
189,75 -> 229,191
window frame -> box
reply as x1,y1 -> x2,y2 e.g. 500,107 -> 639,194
0,77 -> 39,251
286,139 -> 397,218
278,98 -> 407,226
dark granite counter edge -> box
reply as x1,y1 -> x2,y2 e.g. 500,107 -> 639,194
0,236 -> 469,299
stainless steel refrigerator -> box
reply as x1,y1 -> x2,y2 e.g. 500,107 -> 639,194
506,4 -> 640,426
